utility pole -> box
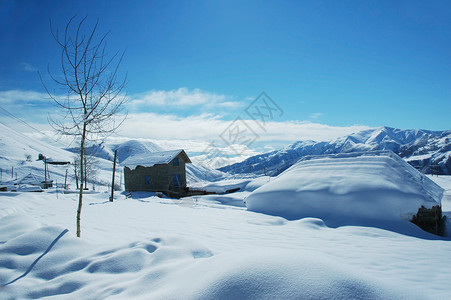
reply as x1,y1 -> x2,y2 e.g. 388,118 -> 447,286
44,158 -> 47,188
1,168 -> 2,184
64,168 -> 68,190
110,149 -> 118,202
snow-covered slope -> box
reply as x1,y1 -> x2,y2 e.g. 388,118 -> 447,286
246,151 -> 443,234
0,123 -> 73,184
0,123 -> 70,164
219,126 -> 451,175
0,123 -> 121,190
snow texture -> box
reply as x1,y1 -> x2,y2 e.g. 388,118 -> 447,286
246,151 -> 443,232
121,149 -> 187,170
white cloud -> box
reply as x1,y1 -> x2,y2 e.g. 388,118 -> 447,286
1,88 -> 372,163
111,113 -> 371,166
21,62 -> 38,72
310,112 -> 323,119
129,87 -> 242,110
117,112 -> 371,148
0,90 -> 49,104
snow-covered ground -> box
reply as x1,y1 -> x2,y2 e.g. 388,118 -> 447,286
2,123 -> 451,299
1,172 -> 451,299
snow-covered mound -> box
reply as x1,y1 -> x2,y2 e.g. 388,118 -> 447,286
0,214 -> 417,299
246,151 -> 444,231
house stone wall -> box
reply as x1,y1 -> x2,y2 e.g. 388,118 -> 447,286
124,153 -> 187,193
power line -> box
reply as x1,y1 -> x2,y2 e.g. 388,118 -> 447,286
0,107 -> 78,150
0,106 -> 81,150
0,107 -> 59,142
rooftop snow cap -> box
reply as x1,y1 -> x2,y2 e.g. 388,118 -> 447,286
245,151 -> 443,230
122,149 -> 191,170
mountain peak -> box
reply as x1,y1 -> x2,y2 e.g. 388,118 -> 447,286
219,127 -> 451,176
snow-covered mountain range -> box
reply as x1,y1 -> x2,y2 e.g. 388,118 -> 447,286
219,126 -> 451,176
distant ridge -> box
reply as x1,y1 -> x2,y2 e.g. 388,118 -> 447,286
218,126 -> 451,176
66,139 -> 227,183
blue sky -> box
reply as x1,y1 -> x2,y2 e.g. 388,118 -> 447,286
0,0 -> 450,156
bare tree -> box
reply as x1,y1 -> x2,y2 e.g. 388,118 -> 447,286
41,16 -> 127,237
72,152 -> 99,190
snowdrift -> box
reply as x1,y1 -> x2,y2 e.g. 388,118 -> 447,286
246,151 -> 444,231
0,214 -> 417,299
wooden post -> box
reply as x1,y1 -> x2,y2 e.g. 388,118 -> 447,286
11,166 -> 13,179
44,158 -> 47,187
110,149 -> 118,202
1,168 -> 2,184
64,168 -> 68,190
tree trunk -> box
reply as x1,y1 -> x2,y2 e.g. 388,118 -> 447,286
77,123 -> 87,237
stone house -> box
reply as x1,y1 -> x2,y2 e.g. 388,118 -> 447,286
123,149 -> 191,198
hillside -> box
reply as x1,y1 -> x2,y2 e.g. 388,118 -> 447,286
219,126 -> 451,176
0,123 -> 74,185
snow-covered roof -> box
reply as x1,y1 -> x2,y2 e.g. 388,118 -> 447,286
246,150 -> 444,227
16,173 -> 44,185
122,149 -> 191,169
45,157 -> 71,165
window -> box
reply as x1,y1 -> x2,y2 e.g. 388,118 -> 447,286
173,174 -> 181,187
173,157 -> 179,166
144,175 -> 150,185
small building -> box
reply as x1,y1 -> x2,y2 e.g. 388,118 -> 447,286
123,149 -> 191,198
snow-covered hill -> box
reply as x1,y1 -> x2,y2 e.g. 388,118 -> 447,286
0,123 -> 74,185
219,126 -> 451,175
